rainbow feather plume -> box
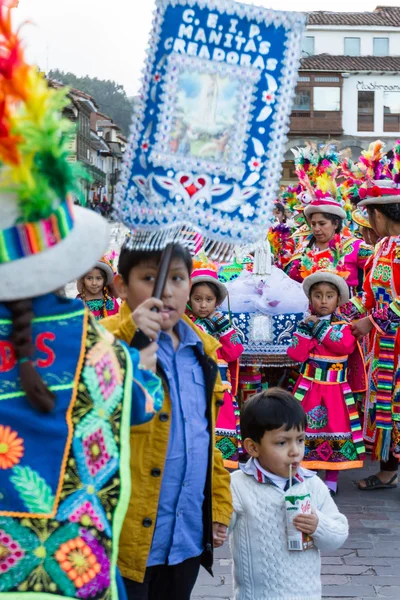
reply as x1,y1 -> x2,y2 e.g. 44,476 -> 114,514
0,0 -> 88,221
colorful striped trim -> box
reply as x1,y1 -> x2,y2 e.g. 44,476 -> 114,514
342,383 -> 366,459
301,361 -> 348,383
0,197 -> 75,264
376,333 -> 396,433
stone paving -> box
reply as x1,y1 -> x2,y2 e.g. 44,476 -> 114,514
193,460 -> 400,599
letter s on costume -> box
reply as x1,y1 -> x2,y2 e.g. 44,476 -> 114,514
0,341 -> 16,372
36,332 -> 56,368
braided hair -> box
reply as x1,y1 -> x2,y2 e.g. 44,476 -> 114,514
7,300 -> 55,413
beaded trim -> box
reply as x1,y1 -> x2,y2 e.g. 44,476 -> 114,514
0,198 -> 74,264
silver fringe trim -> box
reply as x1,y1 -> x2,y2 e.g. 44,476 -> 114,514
125,226 -> 236,262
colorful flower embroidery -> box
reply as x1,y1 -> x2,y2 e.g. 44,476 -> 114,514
83,428 -> 110,478
55,535 -> 101,589
329,326 -> 343,342
307,405 -> 328,430
0,425 -> 24,469
0,529 -> 25,575
331,363 -> 344,371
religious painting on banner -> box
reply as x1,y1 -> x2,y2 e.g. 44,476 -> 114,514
115,0 -> 306,251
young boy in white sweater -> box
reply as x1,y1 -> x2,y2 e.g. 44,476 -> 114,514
229,388 -> 348,600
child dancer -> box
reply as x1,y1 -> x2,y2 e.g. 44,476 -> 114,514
230,389 -> 348,600
78,254 -> 119,320
186,256 -> 244,468
287,257 -> 366,494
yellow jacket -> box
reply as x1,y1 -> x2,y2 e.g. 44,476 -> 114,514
101,302 -> 233,582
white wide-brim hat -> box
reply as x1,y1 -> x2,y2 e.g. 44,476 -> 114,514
0,193 -> 110,302
303,271 -> 350,305
358,180 -> 400,207
304,199 -> 346,220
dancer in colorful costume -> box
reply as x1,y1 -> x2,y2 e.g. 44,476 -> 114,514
287,255 -> 366,494
0,4 -> 163,597
78,254 -> 120,320
186,256 -> 244,468
283,143 -> 372,293
343,144 -> 400,490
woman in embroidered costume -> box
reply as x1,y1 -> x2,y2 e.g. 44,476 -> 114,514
342,144 -> 400,490
0,4 -> 163,598
283,143 -> 373,293
78,254 -> 120,320
186,255 -> 244,469
287,257 -> 366,495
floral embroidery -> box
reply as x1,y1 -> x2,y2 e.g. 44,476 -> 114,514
0,425 -> 24,469
55,535 -> 101,590
0,316 -> 130,596
329,326 -> 343,342
307,405 -> 328,430
0,528 -> 25,575
289,336 -> 299,348
331,363 -> 343,371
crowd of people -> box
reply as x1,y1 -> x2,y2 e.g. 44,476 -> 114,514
2,3 -> 400,600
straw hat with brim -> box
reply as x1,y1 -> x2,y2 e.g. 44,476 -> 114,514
304,199 -> 346,220
303,271 -> 350,305
352,207 -> 371,229
0,192 -> 110,302
191,268 -> 228,304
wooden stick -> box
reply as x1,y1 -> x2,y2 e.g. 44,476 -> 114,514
152,243 -> 175,300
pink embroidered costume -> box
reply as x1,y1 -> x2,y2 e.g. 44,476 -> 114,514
343,235 -> 400,459
284,233 -> 372,294
281,142 -> 373,292
187,256 -> 244,468
338,142 -> 400,464
287,316 -> 366,471
187,310 -> 244,469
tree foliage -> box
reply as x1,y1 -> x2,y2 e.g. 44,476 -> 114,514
48,69 -> 134,135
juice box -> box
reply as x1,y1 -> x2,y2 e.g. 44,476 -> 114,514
285,493 -> 315,551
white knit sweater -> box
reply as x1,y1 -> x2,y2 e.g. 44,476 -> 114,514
229,468 -> 348,600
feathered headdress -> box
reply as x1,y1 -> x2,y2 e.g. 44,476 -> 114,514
340,140 -> 400,206
0,0 -> 87,220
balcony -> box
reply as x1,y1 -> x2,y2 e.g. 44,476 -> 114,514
289,111 -> 343,135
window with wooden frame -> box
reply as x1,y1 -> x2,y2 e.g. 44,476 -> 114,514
357,91 -> 374,132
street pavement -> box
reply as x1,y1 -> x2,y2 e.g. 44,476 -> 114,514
193,460 -> 400,599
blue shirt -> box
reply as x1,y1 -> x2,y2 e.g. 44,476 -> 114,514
148,319 -> 210,566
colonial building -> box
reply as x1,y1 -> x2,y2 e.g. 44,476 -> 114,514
48,78 -> 126,208
282,6 -> 400,184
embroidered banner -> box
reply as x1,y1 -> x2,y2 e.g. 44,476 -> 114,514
116,0 -> 306,246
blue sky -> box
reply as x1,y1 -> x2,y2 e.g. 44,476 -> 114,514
15,0 -> 399,96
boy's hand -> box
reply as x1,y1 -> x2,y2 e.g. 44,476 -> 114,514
132,298 -> 165,340
293,512 -> 319,535
139,342 -> 158,373
212,522 -> 228,548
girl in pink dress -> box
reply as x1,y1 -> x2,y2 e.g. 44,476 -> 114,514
186,257 -> 244,468
287,264 -> 366,494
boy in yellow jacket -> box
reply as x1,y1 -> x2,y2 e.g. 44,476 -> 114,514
101,243 -> 232,600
